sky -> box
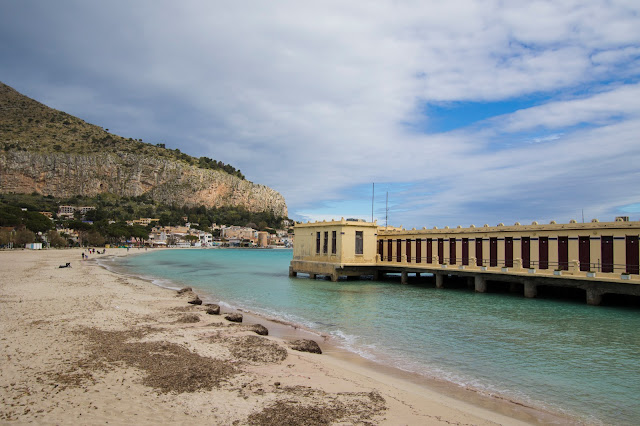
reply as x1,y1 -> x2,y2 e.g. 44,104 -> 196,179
1,0 -> 640,228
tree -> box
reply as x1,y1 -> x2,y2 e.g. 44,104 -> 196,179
184,235 -> 199,245
130,225 -> 149,244
14,229 -> 35,246
25,211 -> 53,233
86,231 -> 105,246
0,230 -> 11,246
46,230 -> 67,248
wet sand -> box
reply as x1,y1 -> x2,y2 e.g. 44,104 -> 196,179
0,248 -> 565,424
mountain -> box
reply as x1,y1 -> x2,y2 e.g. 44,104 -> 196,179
0,82 -> 287,217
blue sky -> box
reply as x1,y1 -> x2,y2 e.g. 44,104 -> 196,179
1,1 -> 640,228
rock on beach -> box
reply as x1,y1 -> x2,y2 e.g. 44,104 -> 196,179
289,339 -> 322,354
205,304 -> 220,315
225,313 -> 243,323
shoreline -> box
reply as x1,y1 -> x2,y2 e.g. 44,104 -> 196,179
1,247 -> 572,424
107,248 -> 573,424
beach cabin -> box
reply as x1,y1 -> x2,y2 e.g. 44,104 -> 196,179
290,218 -> 378,281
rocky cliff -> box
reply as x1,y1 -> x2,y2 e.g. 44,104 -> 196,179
0,150 -> 287,217
0,82 -> 288,217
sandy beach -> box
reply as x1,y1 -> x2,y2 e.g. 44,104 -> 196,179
0,248 -> 551,425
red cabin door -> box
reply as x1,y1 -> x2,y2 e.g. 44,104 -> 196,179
475,238 -> 483,266
539,237 -> 548,269
626,235 -> 639,274
449,238 -> 456,265
558,237 -> 569,270
601,236 -> 613,272
462,238 -> 469,266
396,239 -> 402,262
416,238 -> 422,263
406,239 -> 412,263
438,239 -> 444,264
505,237 -> 513,267
490,237 -> 497,267
579,236 -> 590,271
387,239 -> 393,262
521,237 -> 530,269
427,238 -> 433,263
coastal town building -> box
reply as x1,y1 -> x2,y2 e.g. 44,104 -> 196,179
57,205 -> 95,218
290,218 -> 640,305
132,218 -> 160,226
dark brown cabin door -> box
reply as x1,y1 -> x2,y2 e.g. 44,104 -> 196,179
397,239 -> 402,262
406,239 -> 412,263
475,238 -> 483,266
626,235 -> 639,274
416,238 -> 422,263
449,238 -> 456,265
539,237 -> 549,269
601,236 -> 613,272
427,238 -> 433,263
378,240 -> 383,257
438,239 -> 444,264
490,237 -> 497,267
579,236 -> 590,271
558,237 -> 568,270
521,237 -> 530,269
462,238 -> 469,265
505,237 -> 513,267
387,240 -> 393,261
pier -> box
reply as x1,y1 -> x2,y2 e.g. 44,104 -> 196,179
290,218 -> 640,305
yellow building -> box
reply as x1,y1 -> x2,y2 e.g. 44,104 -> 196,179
290,218 -> 378,281
290,218 -> 640,305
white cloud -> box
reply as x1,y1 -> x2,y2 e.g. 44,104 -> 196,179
500,84 -> 640,132
1,0 -> 640,226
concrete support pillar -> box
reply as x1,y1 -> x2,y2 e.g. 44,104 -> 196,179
586,288 -> 603,306
373,270 -> 380,280
330,273 -> 338,282
474,275 -> 487,293
289,267 -> 297,277
467,276 -> 474,289
401,271 -> 408,284
310,274 -> 317,280
416,273 -> 420,278
524,280 -> 537,298
435,273 -> 444,289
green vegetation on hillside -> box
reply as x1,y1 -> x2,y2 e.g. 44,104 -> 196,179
0,82 -> 244,179
0,193 -> 287,247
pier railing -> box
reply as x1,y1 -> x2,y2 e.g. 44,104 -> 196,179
377,255 -> 638,280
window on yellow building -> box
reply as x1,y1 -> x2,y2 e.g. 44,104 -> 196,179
332,231 -> 337,254
355,231 -> 363,255
323,231 -> 328,254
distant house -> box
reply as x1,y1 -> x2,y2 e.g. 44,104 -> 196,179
221,226 -> 258,244
132,218 -> 160,226
57,205 -> 95,218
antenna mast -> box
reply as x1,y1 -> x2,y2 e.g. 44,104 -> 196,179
385,192 -> 388,228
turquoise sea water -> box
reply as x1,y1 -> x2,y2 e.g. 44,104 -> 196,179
112,249 -> 640,425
